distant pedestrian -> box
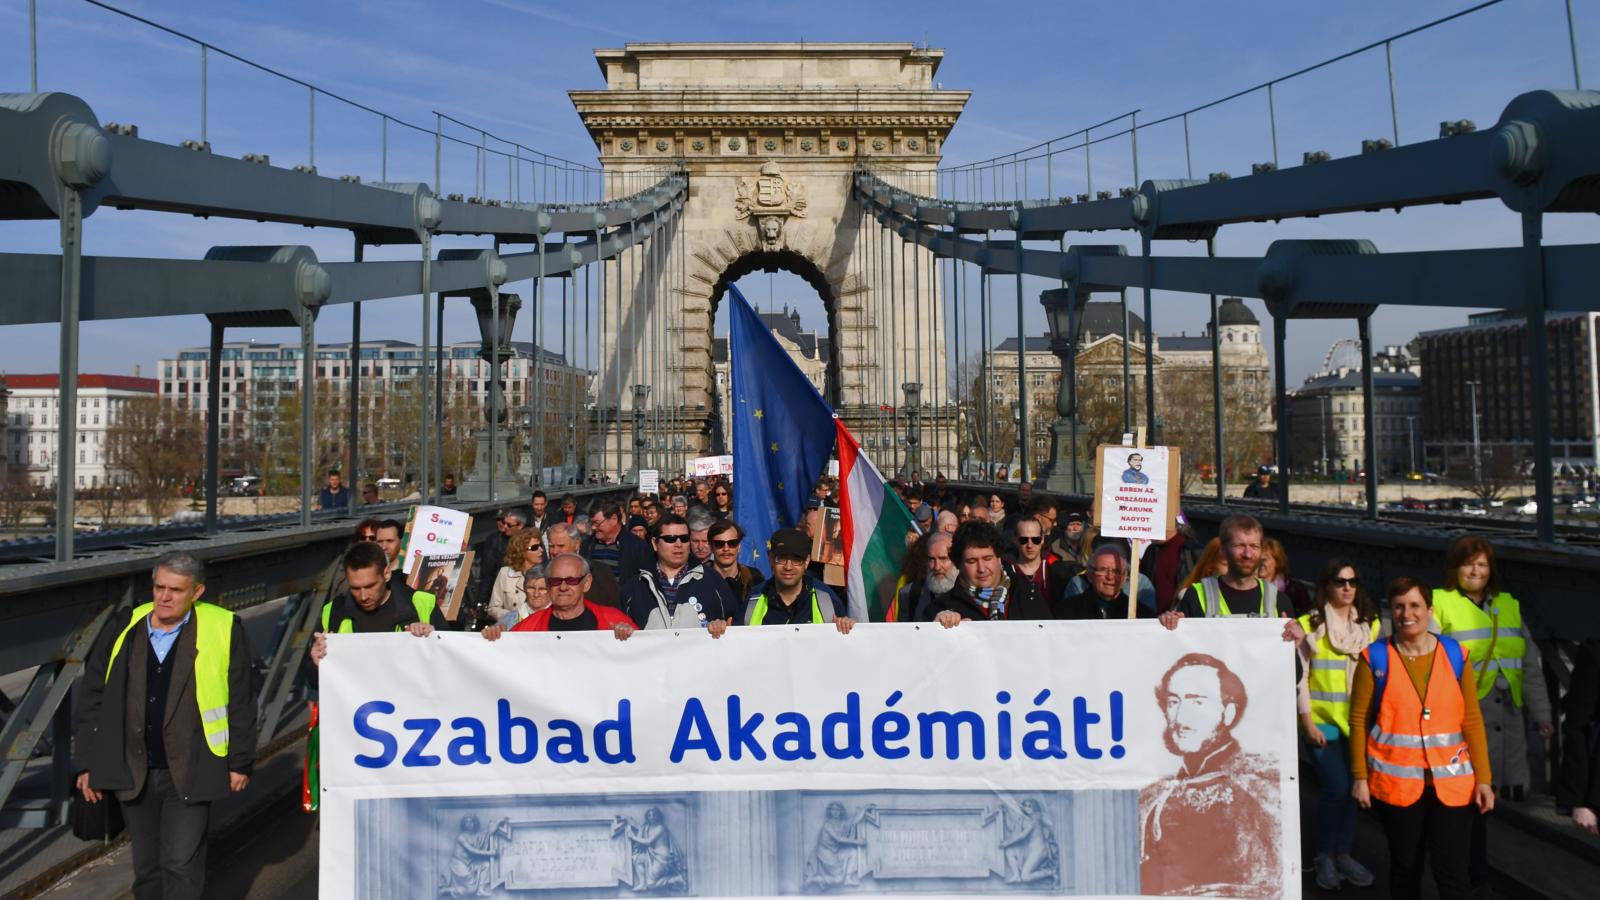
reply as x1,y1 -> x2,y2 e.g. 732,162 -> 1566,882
316,469 -> 348,511
360,482 -> 379,505
1242,465 -> 1281,501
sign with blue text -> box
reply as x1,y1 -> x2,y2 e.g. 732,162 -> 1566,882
319,620 -> 1298,898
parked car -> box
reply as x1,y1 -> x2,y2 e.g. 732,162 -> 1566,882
229,475 -> 261,496
1461,505 -> 1488,517
1517,500 -> 1538,516
1400,497 -> 1428,511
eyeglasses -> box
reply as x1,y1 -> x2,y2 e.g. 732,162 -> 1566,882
1089,566 -> 1121,575
524,583 -> 549,593
710,538 -> 740,549
715,491 -> 729,497
655,533 -> 690,543
358,533 -> 377,542
547,575 -> 585,588
1331,576 -> 1360,588
1018,535 -> 1044,545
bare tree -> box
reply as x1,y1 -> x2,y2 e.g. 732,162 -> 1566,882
0,471 -> 35,531
106,396 -> 203,522
1452,444 -> 1524,504
1159,368 -> 1271,494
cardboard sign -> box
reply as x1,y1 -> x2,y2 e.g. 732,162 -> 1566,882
406,550 -> 475,622
400,505 -> 471,576
1093,445 -> 1179,543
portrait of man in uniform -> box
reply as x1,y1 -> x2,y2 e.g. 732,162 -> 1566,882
1121,452 -> 1150,485
1139,653 -> 1280,898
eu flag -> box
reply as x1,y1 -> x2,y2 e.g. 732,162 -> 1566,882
728,284 -> 836,570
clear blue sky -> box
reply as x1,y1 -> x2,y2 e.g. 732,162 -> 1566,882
2,0 -> 1594,385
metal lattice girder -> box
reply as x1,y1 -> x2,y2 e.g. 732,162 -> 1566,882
1,93 -> 685,238
861,190 -> 1600,313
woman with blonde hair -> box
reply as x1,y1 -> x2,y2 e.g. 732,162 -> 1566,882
487,528 -> 544,624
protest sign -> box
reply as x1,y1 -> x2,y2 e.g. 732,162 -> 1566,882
1093,445 -> 1178,543
319,620 -> 1298,898
399,505 -> 471,576
640,469 -> 660,496
691,455 -> 735,479
405,550 -> 474,621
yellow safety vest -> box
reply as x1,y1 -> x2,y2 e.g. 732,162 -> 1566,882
1297,613 -> 1380,737
321,590 -> 438,634
1432,588 -> 1527,704
106,602 -> 234,758
1196,577 -> 1279,618
747,587 -> 825,625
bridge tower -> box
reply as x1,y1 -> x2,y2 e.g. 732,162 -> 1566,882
570,43 -> 968,479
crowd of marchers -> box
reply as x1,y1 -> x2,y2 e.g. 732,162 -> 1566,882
70,469 -> 1600,900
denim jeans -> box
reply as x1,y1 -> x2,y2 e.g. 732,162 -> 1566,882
1307,730 -> 1357,855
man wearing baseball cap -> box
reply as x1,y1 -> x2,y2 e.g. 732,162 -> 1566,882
1243,464 -> 1281,501
743,529 -> 853,633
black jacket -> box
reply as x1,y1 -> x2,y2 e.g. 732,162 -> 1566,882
1058,588 -> 1155,620
922,562 -> 1054,621
1557,639 -> 1600,812
74,604 -> 258,804
580,530 -> 653,581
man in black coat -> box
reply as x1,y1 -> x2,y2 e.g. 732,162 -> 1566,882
924,521 -> 1055,625
582,500 -> 652,581
74,551 -> 258,900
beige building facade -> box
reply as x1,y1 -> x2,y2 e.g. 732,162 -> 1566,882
570,43 -> 968,476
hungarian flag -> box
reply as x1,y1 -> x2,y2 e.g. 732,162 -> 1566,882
301,701 -> 319,813
837,419 -> 919,622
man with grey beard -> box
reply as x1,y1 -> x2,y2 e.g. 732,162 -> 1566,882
900,531 -> 956,623
1139,653 -> 1280,897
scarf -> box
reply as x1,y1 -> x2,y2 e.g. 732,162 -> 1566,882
1315,604 -> 1372,686
965,571 -> 1012,620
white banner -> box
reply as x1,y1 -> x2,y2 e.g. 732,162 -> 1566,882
320,621 -> 1299,898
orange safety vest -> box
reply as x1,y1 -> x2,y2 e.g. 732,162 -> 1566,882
1363,637 -> 1477,807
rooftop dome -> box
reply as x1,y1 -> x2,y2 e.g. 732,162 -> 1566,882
1217,297 -> 1259,327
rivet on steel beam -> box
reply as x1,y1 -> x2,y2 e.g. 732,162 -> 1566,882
1361,138 -> 1393,154
1251,161 -> 1278,175
1302,150 -> 1331,165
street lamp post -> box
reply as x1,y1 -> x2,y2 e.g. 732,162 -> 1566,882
1405,415 -> 1418,474
631,384 -> 650,484
1319,395 -> 1329,476
458,291 -> 527,501
1467,380 -> 1482,484
899,382 -> 923,481
1036,287 -> 1089,492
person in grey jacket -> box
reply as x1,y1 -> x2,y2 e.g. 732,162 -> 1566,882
73,551 -> 258,900
622,514 -> 740,635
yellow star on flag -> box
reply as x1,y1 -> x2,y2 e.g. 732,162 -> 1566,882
770,442 -> 779,453
754,409 -> 764,419
776,481 -> 784,492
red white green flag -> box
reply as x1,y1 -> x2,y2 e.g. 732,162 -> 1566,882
836,418 -> 919,622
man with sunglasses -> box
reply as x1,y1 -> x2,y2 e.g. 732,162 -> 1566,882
622,514 -> 740,634
481,553 -> 637,637
707,519 -> 762,604
1009,517 -> 1071,611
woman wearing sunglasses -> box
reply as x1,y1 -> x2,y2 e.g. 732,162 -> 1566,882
711,482 -> 733,516
1282,559 -> 1379,890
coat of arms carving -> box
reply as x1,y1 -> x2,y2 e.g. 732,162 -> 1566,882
736,161 -> 808,249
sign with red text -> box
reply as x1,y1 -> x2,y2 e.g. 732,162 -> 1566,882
400,504 -> 471,576
1094,445 -> 1176,543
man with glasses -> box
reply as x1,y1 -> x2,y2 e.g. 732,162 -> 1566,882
547,522 -> 622,608
711,483 -> 733,515
1060,544 -> 1153,619
622,514 -> 739,634
707,519 -> 761,604
744,528 -> 852,631
583,500 -> 651,582
481,554 -> 637,637
1010,517 -> 1071,611
924,522 -> 1054,626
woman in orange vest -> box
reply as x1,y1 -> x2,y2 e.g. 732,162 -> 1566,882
1349,576 -> 1493,899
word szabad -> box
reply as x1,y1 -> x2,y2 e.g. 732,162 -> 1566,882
349,690 -> 1127,768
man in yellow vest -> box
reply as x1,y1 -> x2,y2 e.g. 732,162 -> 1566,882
73,551 -> 257,900
744,529 -> 854,632
308,542 -> 442,670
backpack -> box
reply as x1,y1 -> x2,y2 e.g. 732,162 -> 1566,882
1368,635 -> 1465,709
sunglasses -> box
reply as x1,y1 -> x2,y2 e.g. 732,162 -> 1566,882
655,533 -> 690,543
1018,535 -> 1044,545
1331,576 -> 1360,588
358,534 -> 377,542
547,575 -> 585,588
710,538 -> 740,549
